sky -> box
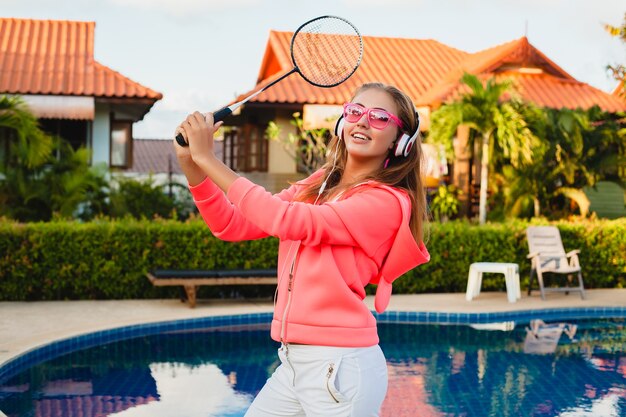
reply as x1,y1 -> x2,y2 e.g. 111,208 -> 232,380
3,0 -> 625,139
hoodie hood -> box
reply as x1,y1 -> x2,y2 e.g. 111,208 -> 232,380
364,183 -> 430,313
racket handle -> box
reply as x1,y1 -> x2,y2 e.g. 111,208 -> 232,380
212,106 -> 233,123
175,133 -> 188,147
175,106 -> 233,147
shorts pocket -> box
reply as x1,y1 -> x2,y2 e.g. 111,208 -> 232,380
325,355 -> 360,403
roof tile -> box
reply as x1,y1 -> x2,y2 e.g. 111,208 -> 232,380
0,17 -> 162,100
238,31 -> 625,113
440,72 -> 626,113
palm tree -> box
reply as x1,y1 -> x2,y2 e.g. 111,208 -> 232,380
495,105 -> 623,219
0,95 -> 53,168
429,73 -> 537,224
0,95 -> 108,221
542,106 -> 623,217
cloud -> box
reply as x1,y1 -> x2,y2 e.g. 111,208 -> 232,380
133,87 -> 242,138
106,0 -> 261,17
157,89 -> 220,112
341,0 -> 424,5
110,362 -> 252,416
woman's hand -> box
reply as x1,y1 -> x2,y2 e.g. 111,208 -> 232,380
174,111 -> 222,186
173,124 -> 193,164
174,111 -> 237,191
176,111 -> 223,165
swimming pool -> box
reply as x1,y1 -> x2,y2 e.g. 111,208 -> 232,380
0,309 -> 625,416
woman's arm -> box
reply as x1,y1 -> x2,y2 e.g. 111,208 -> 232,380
176,111 -> 403,252
174,112 -> 297,241
227,178 -> 403,254
190,177 -> 299,241
174,112 -> 260,240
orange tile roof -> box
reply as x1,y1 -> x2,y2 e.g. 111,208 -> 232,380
92,62 -> 161,99
441,37 -> 574,84
34,395 -> 157,417
0,18 -> 162,100
240,31 -> 468,106
239,32 -> 625,113
509,73 -> 625,112
424,71 -> 626,113
380,363 -> 443,416
612,79 -> 625,100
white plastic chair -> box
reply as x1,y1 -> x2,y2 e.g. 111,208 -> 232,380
526,226 -> 585,300
466,262 -> 521,303
523,319 -> 578,354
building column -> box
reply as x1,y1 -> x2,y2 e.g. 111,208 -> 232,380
452,125 -> 471,217
91,104 -> 110,167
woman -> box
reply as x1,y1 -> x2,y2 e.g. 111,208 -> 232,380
174,82 -> 430,416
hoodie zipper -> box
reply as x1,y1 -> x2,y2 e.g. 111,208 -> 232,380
280,241 -> 300,386
279,241 -> 299,342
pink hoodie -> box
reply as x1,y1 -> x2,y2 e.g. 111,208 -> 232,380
189,172 -> 429,347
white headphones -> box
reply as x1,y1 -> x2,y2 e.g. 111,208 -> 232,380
334,110 -> 421,158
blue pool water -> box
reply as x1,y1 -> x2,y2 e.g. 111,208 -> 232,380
0,311 -> 625,417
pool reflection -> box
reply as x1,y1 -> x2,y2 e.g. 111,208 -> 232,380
0,319 -> 624,417
0,325 -> 278,417
379,319 -> 626,416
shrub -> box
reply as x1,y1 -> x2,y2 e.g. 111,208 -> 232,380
0,218 -> 623,300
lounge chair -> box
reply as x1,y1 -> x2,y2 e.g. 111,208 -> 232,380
523,319 -> 577,354
526,226 -> 586,300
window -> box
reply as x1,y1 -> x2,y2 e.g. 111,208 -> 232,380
0,127 -> 12,167
39,119 -> 89,151
110,121 -> 132,168
223,124 -> 268,172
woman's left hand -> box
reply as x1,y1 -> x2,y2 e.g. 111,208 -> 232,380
179,111 -> 223,165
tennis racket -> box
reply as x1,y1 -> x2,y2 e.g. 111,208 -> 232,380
176,15 -> 363,146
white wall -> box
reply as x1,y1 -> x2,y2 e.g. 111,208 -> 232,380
91,103 -> 110,166
268,114 -> 297,174
121,172 -> 187,187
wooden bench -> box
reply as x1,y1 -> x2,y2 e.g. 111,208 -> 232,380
147,268 -> 277,308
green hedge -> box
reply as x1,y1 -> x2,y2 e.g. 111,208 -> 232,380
0,219 -> 278,300
397,219 -> 626,295
0,218 -> 624,301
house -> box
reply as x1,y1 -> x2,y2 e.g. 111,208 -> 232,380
123,138 -> 185,186
123,138 -> 223,187
222,32 -> 626,209
0,17 -> 162,169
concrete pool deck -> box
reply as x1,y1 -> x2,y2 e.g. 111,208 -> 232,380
1,289 -> 626,369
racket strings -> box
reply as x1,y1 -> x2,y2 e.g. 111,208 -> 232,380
292,17 -> 362,87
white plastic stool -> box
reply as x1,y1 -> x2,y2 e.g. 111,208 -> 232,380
466,262 -> 521,303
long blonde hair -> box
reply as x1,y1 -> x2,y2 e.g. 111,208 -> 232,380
294,82 -> 428,243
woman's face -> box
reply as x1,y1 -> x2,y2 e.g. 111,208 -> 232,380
342,88 -> 401,167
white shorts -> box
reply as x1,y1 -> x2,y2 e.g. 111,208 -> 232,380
245,343 -> 388,417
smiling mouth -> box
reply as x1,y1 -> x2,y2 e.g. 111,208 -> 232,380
352,133 -> 371,141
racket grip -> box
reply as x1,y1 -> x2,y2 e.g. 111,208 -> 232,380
213,107 -> 233,123
174,107 -> 234,147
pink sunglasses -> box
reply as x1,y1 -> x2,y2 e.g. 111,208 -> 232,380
342,103 -> 404,130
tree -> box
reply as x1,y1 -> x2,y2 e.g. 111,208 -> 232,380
0,95 -> 107,222
0,95 -> 53,168
429,73 -> 537,224
604,13 -> 626,98
265,112 -> 330,175
429,184 -> 461,222
108,175 -> 186,220
494,105 -> 624,219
